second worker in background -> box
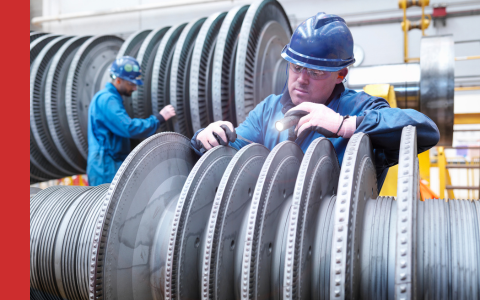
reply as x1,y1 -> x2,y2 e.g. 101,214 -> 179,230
87,56 -> 176,186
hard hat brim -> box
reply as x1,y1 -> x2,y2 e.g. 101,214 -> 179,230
124,78 -> 144,86
281,45 -> 355,72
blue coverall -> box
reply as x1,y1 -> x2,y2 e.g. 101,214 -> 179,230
191,84 -> 440,191
87,83 -> 164,186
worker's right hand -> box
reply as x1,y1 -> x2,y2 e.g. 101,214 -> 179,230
159,105 -> 176,121
196,121 -> 236,151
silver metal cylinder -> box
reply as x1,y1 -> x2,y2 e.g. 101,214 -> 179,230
346,35 -> 455,146
346,63 -> 421,110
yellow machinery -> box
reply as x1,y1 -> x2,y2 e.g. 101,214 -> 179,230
364,84 -> 435,199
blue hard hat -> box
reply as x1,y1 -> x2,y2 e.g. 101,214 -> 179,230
110,56 -> 143,85
281,13 -> 355,72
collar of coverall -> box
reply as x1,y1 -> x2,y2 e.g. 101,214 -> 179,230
280,82 -> 345,114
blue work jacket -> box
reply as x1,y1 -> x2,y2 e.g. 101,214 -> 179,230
191,84 -> 440,191
87,83 -> 163,186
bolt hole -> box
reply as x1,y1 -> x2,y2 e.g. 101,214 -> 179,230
283,189 -> 286,198
230,240 -> 235,250
195,237 -> 200,248
248,187 -> 252,197
268,243 -> 273,253
308,246 -> 312,257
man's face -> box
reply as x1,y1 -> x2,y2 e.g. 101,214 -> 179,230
287,63 -> 348,105
116,78 -> 137,97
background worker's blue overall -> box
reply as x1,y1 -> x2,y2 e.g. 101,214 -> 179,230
87,82 -> 164,185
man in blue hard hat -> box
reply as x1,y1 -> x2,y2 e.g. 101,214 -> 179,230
192,13 -> 440,191
87,56 -> 176,186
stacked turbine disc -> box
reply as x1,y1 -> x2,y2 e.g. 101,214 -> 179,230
30,34 -> 123,183
30,184 -> 109,299
29,0 -> 292,183
30,126 -> 480,300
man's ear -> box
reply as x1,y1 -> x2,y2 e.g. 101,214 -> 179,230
335,68 -> 349,84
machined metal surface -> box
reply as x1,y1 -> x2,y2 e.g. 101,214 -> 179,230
151,23 -> 187,132
170,17 -> 206,137
283,138 -> 340,300
240,141 -> 304,300
420,35 -> 454,146
346,35 -> 455,146
30,33 -> 69,182
132,27 -> 170,119
30,32 -> 48,43
164,145 -> 237,300
45,36 -> 91,173
30,35 -> 79,175
211,5 -> 249,126
31,127 -> 480,300
30,185 -> 109,300
189,12 -> 227,132
201,143 -> 270,300
346,63 -> 421,110
234,0 -> 291,125
65,35 -> 124,159
395,126 -> 419,300
89,133 -> 198,300
330,133 -> 378,299
30,34 -> 60,66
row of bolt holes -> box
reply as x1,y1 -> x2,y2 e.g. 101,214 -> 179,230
194,187 -> 310,258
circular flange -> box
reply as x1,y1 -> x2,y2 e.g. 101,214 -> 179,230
420,36 -> 454,146
395,126 -> 419,299
234,0 -> 291,125
30,35 -> 79,175
30,34 -> 68,182
200,143 -> 270,300
151,23 -> 187,132
132,27 -> 170,119
240,141 -> 304,300
359,195 -> 396,300
117,29 -> 152,59
282,138 -> 340,300
30,163 -> 54,183
170,17 -> 206,137
31,186 -> 91,298
117,29 -> 153,118
65,35 -> 124,159
30,32 -> 48,43
189,11 -> 227,132
211,5 -> 249,126
89,133 -> 198,300
45,36 -> 91,173
330,132 -> 378,299
30,34 -> 60,66
163,145 -> 237,300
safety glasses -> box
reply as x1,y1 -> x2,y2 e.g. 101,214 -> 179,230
289,63 -> 332,80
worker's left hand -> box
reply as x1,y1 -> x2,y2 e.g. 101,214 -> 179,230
286,102 -> 356,139
160,105 -> 176,121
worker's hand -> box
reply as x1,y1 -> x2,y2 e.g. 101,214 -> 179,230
286,102 -> 356,139
159,105 -> 176,121
196,121 -> 236,151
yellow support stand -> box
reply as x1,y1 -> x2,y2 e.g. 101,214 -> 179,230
437,146 -> 455,199
418,150 -> 430,185
364,84 -> 402,196
364,83 -> 431,197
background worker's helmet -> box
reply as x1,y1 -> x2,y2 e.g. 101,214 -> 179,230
110,56 -> 143,85
281,12 -> 355,72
